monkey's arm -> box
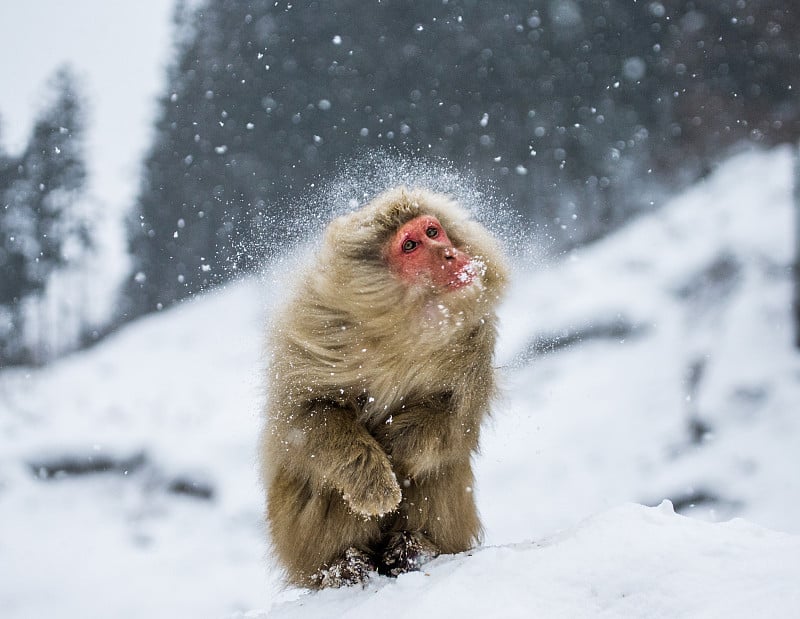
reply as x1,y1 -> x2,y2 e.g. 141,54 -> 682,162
277,400 -> 402,517
376,391 -> 482,479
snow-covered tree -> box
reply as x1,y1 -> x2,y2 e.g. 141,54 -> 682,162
0,66 -> 90,365
794,145 -> 800,349
24,67 -> 89,294
126,1 -> 261,316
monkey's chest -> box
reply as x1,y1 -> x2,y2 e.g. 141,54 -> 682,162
355,350 -> 459,424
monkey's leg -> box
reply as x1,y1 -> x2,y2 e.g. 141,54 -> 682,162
268,469 -> 384,588
381,459 -> 482,575
266,401 -> 402,587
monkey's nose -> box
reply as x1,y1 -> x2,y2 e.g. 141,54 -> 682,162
442,246 -> 457,260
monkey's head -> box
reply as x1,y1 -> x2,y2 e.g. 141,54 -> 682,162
313,187 -> 508,336
384,213 -> 476,292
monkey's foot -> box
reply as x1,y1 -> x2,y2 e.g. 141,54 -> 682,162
380,531 -> 440,577
314,547 -> 376,588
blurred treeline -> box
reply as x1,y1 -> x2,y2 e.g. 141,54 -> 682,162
2,0 -> 799,365
0,68 -> 93,365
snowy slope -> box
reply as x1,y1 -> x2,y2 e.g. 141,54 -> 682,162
1,147 -> 799,617
0,281 -> 278,617
485,145 -> 800,541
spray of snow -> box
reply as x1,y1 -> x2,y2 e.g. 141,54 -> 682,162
247,149 -> 545,300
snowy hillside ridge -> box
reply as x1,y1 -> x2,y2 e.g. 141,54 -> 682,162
253,502 -> 800,619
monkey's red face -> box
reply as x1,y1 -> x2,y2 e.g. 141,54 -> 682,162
386,216 -> 475,291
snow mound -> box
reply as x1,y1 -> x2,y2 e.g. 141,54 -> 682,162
260,502 -> 800,618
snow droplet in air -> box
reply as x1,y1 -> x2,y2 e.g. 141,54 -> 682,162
623,57 -> 647,81
550,0 -> 583,28
649,2 -> 666,18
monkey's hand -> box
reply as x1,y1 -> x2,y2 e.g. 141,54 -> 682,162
340,449 -> 402,518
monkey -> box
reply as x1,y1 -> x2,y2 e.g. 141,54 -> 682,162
259,186 -> 509,588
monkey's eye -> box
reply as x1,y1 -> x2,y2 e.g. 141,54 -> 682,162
402,239 -> 418,253
425,226 -> 439,238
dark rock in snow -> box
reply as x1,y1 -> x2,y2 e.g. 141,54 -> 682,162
28,451 -> 148,480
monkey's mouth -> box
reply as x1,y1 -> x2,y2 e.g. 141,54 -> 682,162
446,259 -> 483,290
448,269 -> 474,289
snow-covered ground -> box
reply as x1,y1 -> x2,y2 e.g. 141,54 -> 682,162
264,502 -> 800,619
1,147 -> 799,617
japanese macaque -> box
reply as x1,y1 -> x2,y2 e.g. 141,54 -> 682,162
260,186 -> 508,588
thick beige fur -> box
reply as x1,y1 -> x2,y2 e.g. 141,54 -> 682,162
259,186 -> 509,588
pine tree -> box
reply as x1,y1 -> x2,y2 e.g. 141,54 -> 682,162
127,2 -> 246,315
0,124 -> 18,305
24,66 -> 89,295
0,124 -> 22,359
0,66 -> 89,364
0,134 -> 38,362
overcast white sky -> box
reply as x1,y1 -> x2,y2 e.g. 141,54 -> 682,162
0,1 -> 175,212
